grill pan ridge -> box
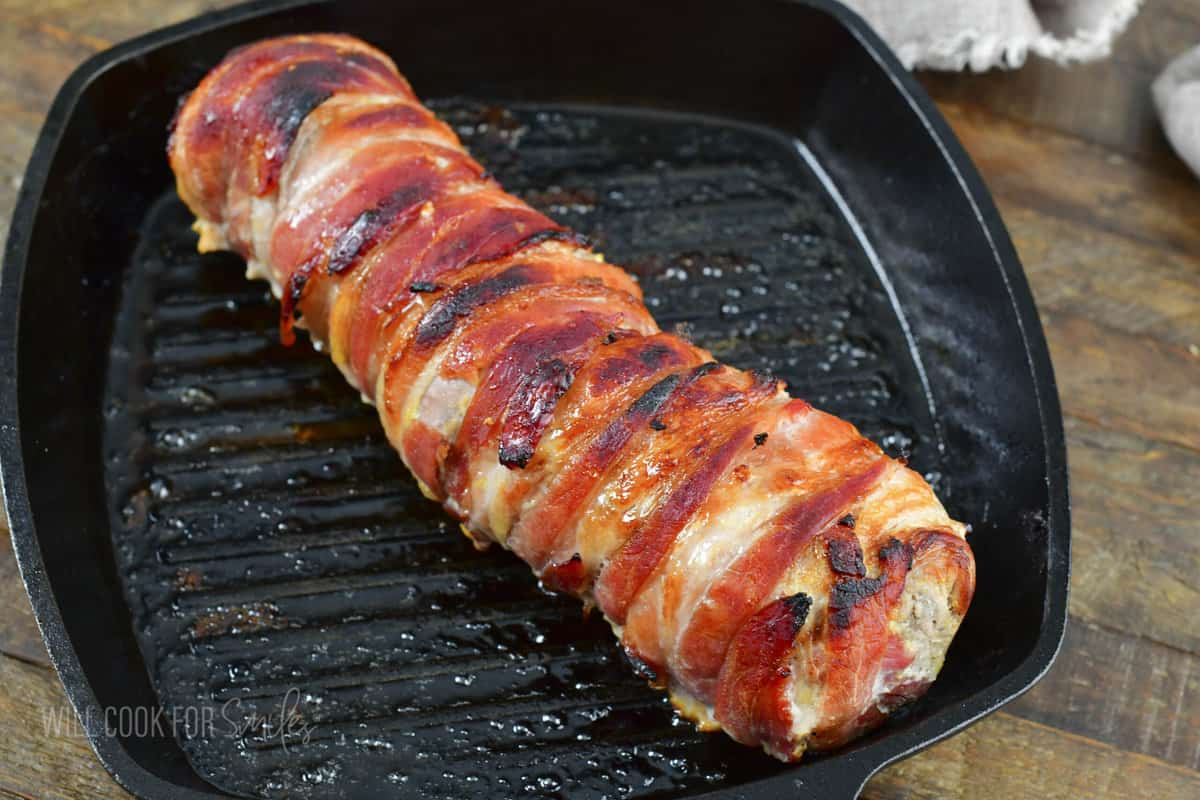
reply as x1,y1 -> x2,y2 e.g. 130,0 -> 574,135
1,1 -> 1070,799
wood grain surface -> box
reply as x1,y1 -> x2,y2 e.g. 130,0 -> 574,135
1,0 -> 1198,797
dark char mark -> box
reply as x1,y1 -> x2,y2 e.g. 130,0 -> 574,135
279,256 -> 318,345
256,61 -> 346,193
627,362 -> 716,419
630,373 -> 683,416
879,537 -> 915,571
829,576 -> 886,631
828,534 -> 867,578
828,538 -> 913,630
326,185 -> 430,275
251,50 -> 401,194
414,264 -> 536,349
498,358 -> 575,469
782,591 -> 814,629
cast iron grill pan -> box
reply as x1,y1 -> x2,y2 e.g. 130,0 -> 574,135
2,2 -> 1069,799
105,102 -> 948,798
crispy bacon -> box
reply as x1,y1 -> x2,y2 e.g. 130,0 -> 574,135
168,34 -> 976,761
715,592 -> 813,758
441,315 -> 610,499
673,456 -> 889,699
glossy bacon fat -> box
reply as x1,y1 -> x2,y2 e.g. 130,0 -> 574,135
168,34 -> 976,761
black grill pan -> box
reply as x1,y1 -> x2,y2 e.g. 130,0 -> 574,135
0,1 -> 1070,798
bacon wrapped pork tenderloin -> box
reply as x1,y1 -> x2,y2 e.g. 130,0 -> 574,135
167,34 -> 976,761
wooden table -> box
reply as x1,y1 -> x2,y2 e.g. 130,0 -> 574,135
1,1 -> 1198,797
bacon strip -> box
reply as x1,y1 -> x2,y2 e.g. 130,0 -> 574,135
715,592 -> 813,757
673,457 -> 889,698
167,34 -> 976,761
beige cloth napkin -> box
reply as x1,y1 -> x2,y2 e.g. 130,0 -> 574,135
838,2 -> 1200,182
1154,45 -> 1200,179
842,0 -> 1143,71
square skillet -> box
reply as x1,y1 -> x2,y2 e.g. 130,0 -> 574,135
0,0 -> 1069,797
